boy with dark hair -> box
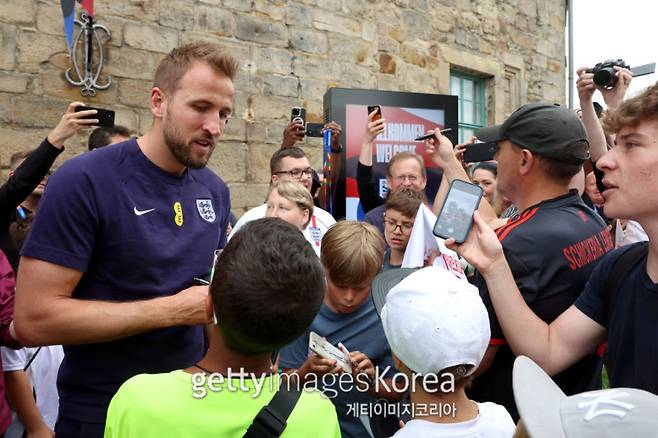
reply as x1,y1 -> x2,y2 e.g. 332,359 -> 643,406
280,221 -> 401,438
87,125 -> 132,151
382,188 -> 423,270
105,218 -> 340,437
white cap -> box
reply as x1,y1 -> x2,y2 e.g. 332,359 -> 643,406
514,356 -> 658,438
380,266 -> 490,375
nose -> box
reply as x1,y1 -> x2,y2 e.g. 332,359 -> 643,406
596,147 -> 616,172
204,113 -> 222,138
343,289 -> 356,304
401,179 -> 412,188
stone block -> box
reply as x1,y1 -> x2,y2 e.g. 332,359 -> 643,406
16,29 -> 67,74
221,117 -> 247,142
379,53 -> 396,74
253,0 -> 287,21
222,0 -> 252,12
36,2 -> 66,36
159,0 -> 196,30
401,10 -> 430,41
0,127 -> 53,167
300,78 -> 328,101
228,182 -> 270,212
0,93 -> 13,124
328,34 -> 375,66
400,43 -> 427,68
38,66 -> 117,103
290,28 -> 328,54
114,108 -> 140,132
104,46 -> 159,81
285,2 -> 315,27
252,95 -> 299,121
12,95 -> 69,128
247,143 -> 279,183
138,108 -> 153,135
317,0 -> 342,10
0,0 -> 35,25
118,78 -> 153,109
313,14 -> 361,37
124,22 -> 179,53
293,56 -> 341,81
253,46 -> 292,75
208,141 -> 247,183
95,0 -> 159,22
0,72 -> 29,94
180,33 -> 251,65
195,6 -> 235,37
235,14 -> 288,47
0,25 -> 18,70
263,74 -> 299,98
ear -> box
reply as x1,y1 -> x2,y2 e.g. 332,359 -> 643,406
151,87 -> 166,119
271,174 -> 279,184
519,149 -> 535,176
303,208 -> 310,225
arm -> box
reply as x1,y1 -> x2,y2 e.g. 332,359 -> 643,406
281,120 -> 306,149
4,370 -> 54,437
0,102 -> 97,212
14,257 -> 212,346
357,111 -> 387,213
446,212 -> 606,375
425,131 -> 499,226
576,67 -> 608,162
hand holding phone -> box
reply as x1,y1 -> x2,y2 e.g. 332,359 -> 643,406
463,141 -> 499,163
74,106 -> 115,128
367,105 -> 382,122
433,179 -> 484,244
309,332 -> 352,373
291,106 -> 306,128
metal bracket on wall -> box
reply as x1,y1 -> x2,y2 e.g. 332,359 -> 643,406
65,11 -> 112,97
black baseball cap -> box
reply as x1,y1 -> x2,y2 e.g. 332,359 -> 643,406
371,268 -> 420,316
476,103 -> 589,164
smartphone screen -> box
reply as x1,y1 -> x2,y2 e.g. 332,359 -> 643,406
367,105 -> 382,122
433,179 -> 484,244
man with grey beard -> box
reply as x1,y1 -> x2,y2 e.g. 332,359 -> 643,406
13,42 -> 235,438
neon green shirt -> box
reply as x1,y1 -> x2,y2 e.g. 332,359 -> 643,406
104,370 -> 341,438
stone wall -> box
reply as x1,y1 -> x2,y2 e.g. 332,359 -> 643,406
0,0 -> 566,215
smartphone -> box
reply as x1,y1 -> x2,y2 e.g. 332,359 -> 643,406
433,179 -> 484,244
414,128 -> 453,142
74,106 -> 115,128
463,141 -> 499,163
309,332 -> 352,373
367,105 -> 382,122
291,106 -> 306,127
306,122 -> 324,138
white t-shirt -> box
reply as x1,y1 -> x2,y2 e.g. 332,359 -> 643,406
392,402 -> 515,438
2,345 -> 64,438
229,204 -> 336,256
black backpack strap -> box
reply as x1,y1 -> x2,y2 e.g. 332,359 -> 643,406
243,381 -> 302,438
602,241 -> 648,376
23,347 -> 42,372
604,242 -> 649,321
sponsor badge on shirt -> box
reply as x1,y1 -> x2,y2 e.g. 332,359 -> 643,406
196,199 -> 216,223
309,226 -> 322,243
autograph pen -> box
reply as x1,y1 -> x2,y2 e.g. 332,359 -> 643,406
414,127 -> 452,142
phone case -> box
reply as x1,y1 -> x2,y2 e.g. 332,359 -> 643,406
463,142 -> 498,163
309,332 -> 351,373
433,179 -> 483,244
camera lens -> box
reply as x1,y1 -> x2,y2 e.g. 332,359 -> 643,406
593,67 -> 616,87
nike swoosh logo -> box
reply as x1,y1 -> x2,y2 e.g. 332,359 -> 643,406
134,207 -> 155,216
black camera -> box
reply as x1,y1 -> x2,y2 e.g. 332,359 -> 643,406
586,59 -> 630,88
586,59 -> 656,88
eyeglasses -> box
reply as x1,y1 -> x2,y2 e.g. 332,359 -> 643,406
275,167 -> 314,179
384,218 -> 414,233
391,174 -> 421,183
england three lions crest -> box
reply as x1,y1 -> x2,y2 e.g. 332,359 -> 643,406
196,199 -> 216,223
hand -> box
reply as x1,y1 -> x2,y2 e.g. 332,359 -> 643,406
423,249 -> 441,267
26,424 -> 55,438
323,121 -> 342,149
576,67 -> 597,104
598,66 -> 632,109
349,351 -> 375,390
172,285 -> 213,326
363,109 -> 386,144
585,171 -> 604,206
299,353 -> 343,380
454,137 -> 477,172
444,211 -> 505,274
424,128 -> 457,167
47,102 -> 99,148
282,120 -> 306,148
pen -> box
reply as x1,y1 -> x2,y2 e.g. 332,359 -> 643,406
414,128 -> 452,141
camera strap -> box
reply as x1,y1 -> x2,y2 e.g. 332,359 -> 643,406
242,380 -> 302,438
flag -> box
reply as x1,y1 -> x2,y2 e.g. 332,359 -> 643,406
60,0 -> 94,52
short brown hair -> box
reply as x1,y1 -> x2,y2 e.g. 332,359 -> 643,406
604,81 -> 658,133
387,152 -> 426,178
10,150 -> 33,169
320,221 -> 385,289
269,147 -> 307,175
154,42 -> 239,94
384,187 -> 423,219
268,180 -> 314,227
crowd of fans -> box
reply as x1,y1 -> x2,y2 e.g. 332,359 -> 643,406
0,40 -> 657,438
